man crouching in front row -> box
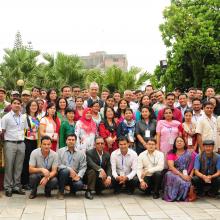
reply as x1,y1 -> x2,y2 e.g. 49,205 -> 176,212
29,136 -> 58,199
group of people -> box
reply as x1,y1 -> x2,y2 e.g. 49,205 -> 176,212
0,82 -> 220,201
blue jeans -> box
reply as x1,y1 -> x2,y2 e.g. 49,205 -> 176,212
29,173 -> 58,194
58,168 -> 84,193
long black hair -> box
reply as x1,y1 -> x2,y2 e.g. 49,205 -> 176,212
140,105 -> 154,122
45,102 -> 58,122
103,106 -> 117,132
171,136 -> 187,154
46,88 -> 57,104
56,97 -> 68,112
116,98 -> 129,118
26,100 -> 39,117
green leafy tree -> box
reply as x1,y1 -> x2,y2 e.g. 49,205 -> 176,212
84,66 -> 150,93
154,0 -> 220,92
0,48 -> 40,91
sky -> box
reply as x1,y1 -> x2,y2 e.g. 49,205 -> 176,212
0,0 -> 170,73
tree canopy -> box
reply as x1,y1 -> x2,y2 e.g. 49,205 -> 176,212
0,32 -> 149,93
153,0 -> 220,92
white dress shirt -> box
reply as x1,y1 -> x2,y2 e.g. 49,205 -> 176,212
196,114 -> 217,151
137,150 -> 164,182
1,110 -> 27,141
192,110 -> 204,125
110,148 -> 138,180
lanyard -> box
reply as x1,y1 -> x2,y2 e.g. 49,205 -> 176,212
12,113 -> 21,127
67,151 -> 73,166
168,127 -> 172,134
43,157 -> 49,169
147,152 -> 156,166
121,155 -> 125,170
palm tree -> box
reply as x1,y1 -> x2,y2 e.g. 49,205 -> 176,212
0,48 -> 40,91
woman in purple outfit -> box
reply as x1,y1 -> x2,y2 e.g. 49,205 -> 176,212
163,136 -> 196,202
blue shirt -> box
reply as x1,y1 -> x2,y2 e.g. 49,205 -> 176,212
194,154 -> 220,172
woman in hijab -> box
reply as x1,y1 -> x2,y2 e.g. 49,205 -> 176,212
75,108 -> 97,152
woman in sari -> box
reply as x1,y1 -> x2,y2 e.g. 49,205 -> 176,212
163,136 -> 196,202
75,108 -> 97,151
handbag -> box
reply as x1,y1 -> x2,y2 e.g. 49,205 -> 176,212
188,185 -> 197,202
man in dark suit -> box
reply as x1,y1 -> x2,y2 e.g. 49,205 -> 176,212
177,93 -> 191,120
85,136 -> 112,200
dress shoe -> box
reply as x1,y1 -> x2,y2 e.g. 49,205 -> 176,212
57,191 -> 64,200
114,189 -> 120,195
152,193 -> 160,199
22,184 -> 31,190
96,190 -> 103,195
85,190 -> 93,200
29,192 -> 37,199
45,191 -> 51,197
5,190 -> 12,197
12,188 -> 25,195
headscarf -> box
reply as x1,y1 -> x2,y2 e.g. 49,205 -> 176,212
79,108 -> 96,134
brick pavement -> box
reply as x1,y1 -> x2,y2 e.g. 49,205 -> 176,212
0,189 -> 220,220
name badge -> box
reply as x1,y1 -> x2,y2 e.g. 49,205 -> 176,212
188,137 -> 193,146
145,130 -> 150,138
128,132 -> 134,143
169,137 -> 174,145
183,169 -> 188,176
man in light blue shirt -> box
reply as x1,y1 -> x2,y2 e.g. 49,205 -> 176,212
57,133 -> 86,199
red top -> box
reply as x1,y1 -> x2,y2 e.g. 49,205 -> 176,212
74,109 -> 83,121
157,107 -> 182,123
99,122 -> 118,154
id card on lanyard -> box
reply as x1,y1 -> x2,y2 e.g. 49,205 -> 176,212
168,127 -> 174,145
12,113 -> 21,129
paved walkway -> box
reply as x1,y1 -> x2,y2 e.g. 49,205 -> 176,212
0,189 -> 220,220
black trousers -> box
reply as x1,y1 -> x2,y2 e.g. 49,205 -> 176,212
21,139 -> 37,185
192,176 -> 220,194
85,169 -> 108,192
29,173 -> 58,194
142,171 -> 162,194
112,176 -> 138,193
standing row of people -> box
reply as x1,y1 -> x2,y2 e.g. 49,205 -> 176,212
0,83 -> 219,201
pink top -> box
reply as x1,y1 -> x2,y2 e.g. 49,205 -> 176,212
156,120 -> 182,154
